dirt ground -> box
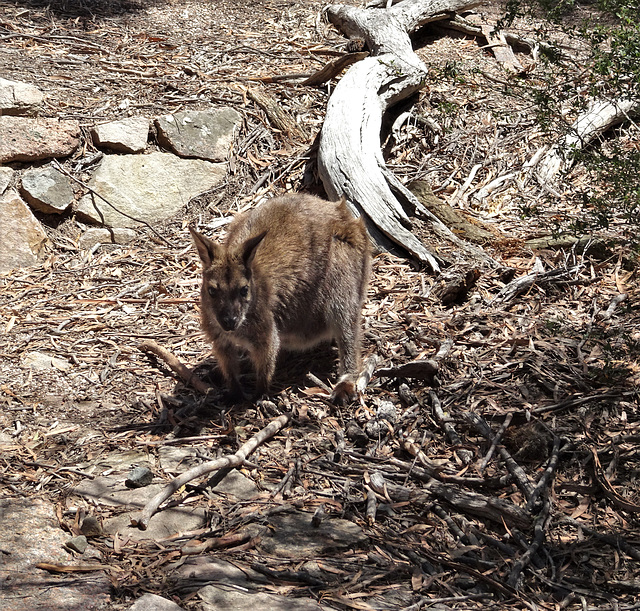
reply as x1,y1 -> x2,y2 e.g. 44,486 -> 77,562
1,0 -> 639,609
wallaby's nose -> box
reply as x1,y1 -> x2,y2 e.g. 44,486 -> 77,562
220,313 -> 238,332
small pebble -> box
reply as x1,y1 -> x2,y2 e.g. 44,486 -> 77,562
80,515 -> 103,537
65,535 -> 88,554
125,466 -> 153,488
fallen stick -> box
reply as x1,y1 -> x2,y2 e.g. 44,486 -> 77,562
132,413 -> 290,529
536,98 -> 639,184
466,412 -> 535,501
138,339 -> 213,395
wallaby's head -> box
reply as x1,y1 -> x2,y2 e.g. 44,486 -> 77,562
190,227 -> 267,333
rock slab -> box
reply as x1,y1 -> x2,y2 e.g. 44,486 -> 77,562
0,116 -> 81,163
155,108 -> 242,162
0,190 -> 48,274
258,511 -> 368,558
0,498 -> 111,610
91,116 -> 150,154
22,351 -> 72,371
72,475 -> 206,540
128,593 -> 184,611
0,167 -> 14,194
76,152 -> 226,228
198,585 -> 324,611
0,77 -> 44,116
20,166 -> 75,214
78,227 -> 137,249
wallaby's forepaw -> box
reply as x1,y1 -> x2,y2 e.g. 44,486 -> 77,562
330,377 -> 357,406
223,383 -> 246,405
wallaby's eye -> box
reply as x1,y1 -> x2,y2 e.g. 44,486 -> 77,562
208,286 -> 218,298
239,286 -> 249,298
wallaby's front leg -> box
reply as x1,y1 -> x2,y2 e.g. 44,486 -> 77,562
248,320 -> 280,398
213,342 -> 244,403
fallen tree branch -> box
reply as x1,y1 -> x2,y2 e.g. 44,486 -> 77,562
465,412 -> 535,502
559,516 -> 640,562
138,339 -> 213,395
430,390 -> 474,465
507,497 -> 551,588
492,262 -> 584,304
318,0 -> 489,271
535,98 -> 640,184
590,447 -> 640,513
132,413 -> 290,529
376,475 -> 533,529
246,86 -> 307,141
302,51 -> 369,86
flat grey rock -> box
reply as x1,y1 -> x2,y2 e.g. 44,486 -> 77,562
158,447 -> 259,501
21,351 -> 72,371
77,449 -> 156,476
0,190 -> 48,274
104,505 -> 207,541
72,475 -> 206,541
258,511 -> 367,558
0,166 -> 14,194
172,557 -> 253,586
0,77 -> 44,116
76,152 -> 226,228
155,108 -> 242,162
198,585 -> 324,610
91,116 -> 149,153
73,475 -> 164,508
20,166 -> 75,214
0,498 -> 111,611
157,445 -> 202,474
78,227 -> 137,249
0,116 -> 80,163
128,593 -> 184,611
211,470 -> 260,501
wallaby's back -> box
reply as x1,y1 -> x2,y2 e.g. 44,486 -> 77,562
226,194 -> 370,347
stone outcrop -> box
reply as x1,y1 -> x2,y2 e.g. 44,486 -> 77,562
91,116 -> 150,154
0,498 -> 112,610
155,108 -> 242,162
0,116 -> 81,163
0,167 -> 13,193
0,77 -> 44,116
78,227 -> 137,249
20,166 -> 76,214
128,594 -> 184,611
0,79 -> 242,269
76,152 -> 226,228
0,190 -> 48,274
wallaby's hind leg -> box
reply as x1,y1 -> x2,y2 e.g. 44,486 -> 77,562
248,321 -> 280,398
330,310 -> 363,405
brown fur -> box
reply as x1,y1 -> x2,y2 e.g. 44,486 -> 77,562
190,193 -> 371,404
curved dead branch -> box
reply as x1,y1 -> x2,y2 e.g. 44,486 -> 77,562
132,414 -> 290,530
318,0 -> 491,271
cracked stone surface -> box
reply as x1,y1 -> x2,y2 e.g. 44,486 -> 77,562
76,152 -> 226,228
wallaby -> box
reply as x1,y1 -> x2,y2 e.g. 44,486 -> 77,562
190,193 -> 371,404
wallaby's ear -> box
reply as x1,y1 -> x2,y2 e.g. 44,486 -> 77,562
241,230 -> 268,268
190,226 -> 220,267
